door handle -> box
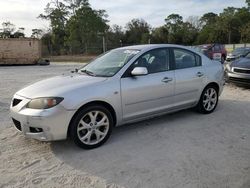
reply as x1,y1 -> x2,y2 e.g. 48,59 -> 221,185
162,77 -> 173,83
196,72 -> 204,77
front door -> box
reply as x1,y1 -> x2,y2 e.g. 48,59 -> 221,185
120,48 -> 175,121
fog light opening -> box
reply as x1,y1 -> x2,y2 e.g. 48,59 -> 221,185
30,127 -> 43,133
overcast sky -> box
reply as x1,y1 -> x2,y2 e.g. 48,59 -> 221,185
0,0 -> 246,36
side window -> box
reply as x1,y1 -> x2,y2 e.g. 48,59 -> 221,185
133,49 -> 169,74
213,44 -> 221,52
173,48 -> 200,69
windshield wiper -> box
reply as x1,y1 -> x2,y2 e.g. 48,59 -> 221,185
81,69 -> 96,76
71,68 -> 79,73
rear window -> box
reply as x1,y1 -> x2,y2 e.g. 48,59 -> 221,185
173,48 -> 202,69
213,45 -> 221,51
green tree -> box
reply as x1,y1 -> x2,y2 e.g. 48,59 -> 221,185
64,0 -> 89,14
41,32 -> 53,55
165,14 -> 184,44
219,7 -> 241,44
182,22 -> 198,45
13,27 -> 25,38
65,4 -> 109,54
246,0 -> 250,8
151,26 -> 168,43
240,22 -> 250,42
39,0 -> 69,54
0,21 -> 15,38
125,19 -> 151,44
200,12 -> 218,26
186,16 -> 202,31
106,25 -> 125,49
31,29 -> 43,38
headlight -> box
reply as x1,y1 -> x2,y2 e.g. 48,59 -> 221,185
26,97 -> 64,109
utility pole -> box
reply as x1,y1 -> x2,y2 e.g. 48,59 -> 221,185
102,36 -> 106,53
97,32 -> 106,53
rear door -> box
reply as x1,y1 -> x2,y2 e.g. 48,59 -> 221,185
171,48 -> 204,107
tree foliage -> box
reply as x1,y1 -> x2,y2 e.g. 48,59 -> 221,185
3,0 -> 250,55
2,0 -> 250,55
38,0 -> 69,54
36,0 -> 250,55
125,19 -> 151,44
65,4 -> 108,54
151,26 -> 168,43
0,22 -> 15,38
0,22 -> 27,38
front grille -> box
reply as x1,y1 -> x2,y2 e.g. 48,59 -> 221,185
226,58 -> 235,61
12,98 -> 22,107
12,118 -> 22,131
233,68 -> 250,74
229,77 -> 250,84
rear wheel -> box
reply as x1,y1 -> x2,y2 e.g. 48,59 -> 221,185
196,86 -> 218,114
70,105 -> 113,149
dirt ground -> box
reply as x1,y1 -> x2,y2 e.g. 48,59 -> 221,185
0,63 -> 250,188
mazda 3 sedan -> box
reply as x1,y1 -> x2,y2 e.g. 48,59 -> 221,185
10,44 -> 224,149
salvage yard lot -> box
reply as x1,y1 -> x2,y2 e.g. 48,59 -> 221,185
0,63 -> 250,188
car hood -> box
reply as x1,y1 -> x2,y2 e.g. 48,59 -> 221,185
231,58 -> 250,69
16,73 -> 108,99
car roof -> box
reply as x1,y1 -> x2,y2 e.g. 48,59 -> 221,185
234,47 -> 248,49
199,43 -> 225,48
233,47 -> 250,51
116,44 -> 194,51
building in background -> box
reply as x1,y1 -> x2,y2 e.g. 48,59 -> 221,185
0,38 -> 41,65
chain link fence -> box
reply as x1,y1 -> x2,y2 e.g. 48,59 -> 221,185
225,43 -> 250,52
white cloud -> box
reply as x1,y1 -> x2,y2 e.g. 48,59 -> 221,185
0,0 -> 246,36
0,0 -> 50,36
90,0 -> 246,27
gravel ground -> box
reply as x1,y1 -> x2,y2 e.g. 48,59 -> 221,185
0,63 -> 250,188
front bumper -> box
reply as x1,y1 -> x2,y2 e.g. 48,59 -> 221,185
225,71 -> 250,85
10,94 -> 75,141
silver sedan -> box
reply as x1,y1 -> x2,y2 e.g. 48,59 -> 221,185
10,44 -> 224,149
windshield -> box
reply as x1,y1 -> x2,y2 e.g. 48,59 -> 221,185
245,52 -> 250,58
80,49 -> 140,77
232,48 -> 246,55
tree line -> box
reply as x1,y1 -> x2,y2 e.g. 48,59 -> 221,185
1,0 -> 250,55
0,21 -> 43,39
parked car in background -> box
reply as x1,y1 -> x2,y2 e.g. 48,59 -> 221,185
225,51 -> 250,85
199,44 -> 227,63
10,44 -> 224,149
226,47 -> 250,62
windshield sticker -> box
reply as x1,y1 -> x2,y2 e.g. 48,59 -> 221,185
124,50 -> 140,55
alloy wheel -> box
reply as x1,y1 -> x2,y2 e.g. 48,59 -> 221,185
203,88 -> 218,111
77,110 -> 109,145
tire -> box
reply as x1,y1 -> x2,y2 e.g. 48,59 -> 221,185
224,72 -> 229,83
221,56 -> 225,64
70,105 -> 113,149
196,85 -> 219,114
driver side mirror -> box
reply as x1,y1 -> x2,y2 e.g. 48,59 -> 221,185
131,67 -> 148,76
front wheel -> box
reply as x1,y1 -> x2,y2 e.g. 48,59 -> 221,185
196,86 -> 218,114
70,105 -> 113,149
